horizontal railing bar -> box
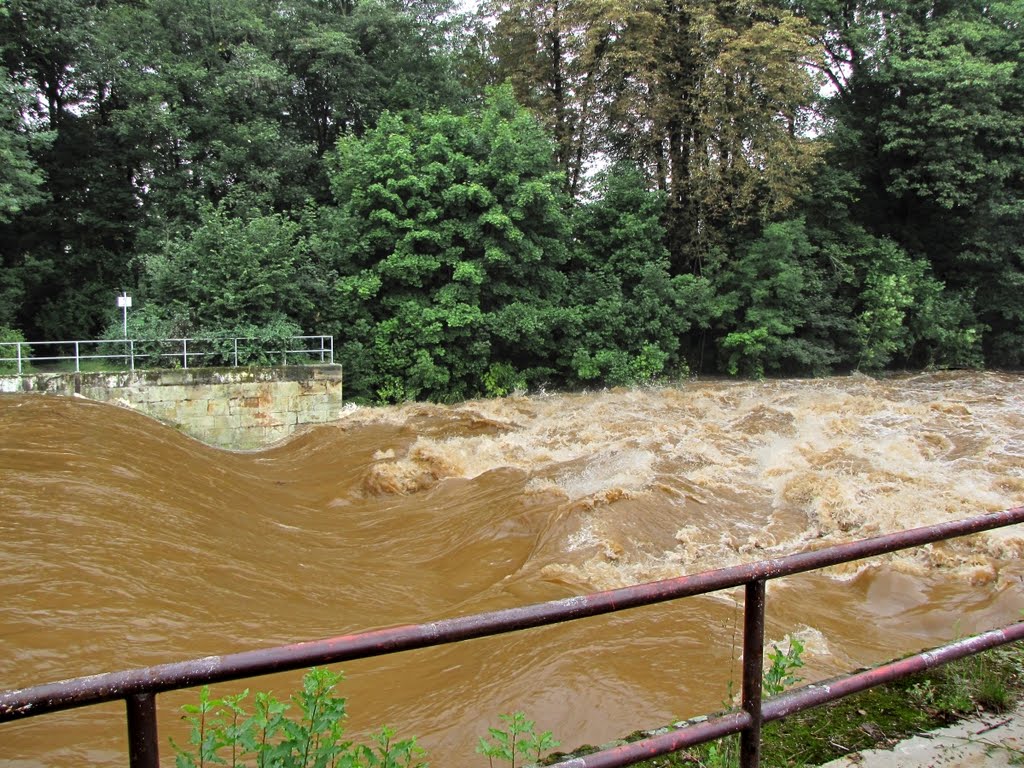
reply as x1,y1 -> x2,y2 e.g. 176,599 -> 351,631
763,621 -> 1024,723
548,621 -> 1024,768
2,507 -> 1022,723
0,335 -> 333,346
552,711 -> 753,768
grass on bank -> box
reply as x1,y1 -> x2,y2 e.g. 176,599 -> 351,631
545,641 -> 1024,768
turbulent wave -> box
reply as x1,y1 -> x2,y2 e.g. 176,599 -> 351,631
1,371 -> 1022,766
335,372 -> 1024,589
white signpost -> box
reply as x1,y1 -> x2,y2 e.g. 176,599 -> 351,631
117,292 -> 132,338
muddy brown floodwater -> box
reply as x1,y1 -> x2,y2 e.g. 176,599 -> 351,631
2,371 -> 1023,766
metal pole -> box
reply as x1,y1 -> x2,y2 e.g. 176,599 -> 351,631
126,693 -> 159,768
122,292 -> 128,338
740,579 -> 766,768
329,336 -> 334,365
233,338 -> 238,367
129,340 -> 135,372
75,341 -> 80,373
16,342 -> 22,375
182,338 -> 188,369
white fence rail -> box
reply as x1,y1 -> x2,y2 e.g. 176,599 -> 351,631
0,335 -> 334,375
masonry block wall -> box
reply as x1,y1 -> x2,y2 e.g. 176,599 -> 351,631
1,365 -> 344,450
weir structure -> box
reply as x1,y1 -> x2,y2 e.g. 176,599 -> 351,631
0,335 -> 343,449
2,507 -> 1023,768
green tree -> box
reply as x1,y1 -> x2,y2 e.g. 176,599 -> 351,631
566,164 -> 714,384
272,0 -> 467,177
797,0 -> 1023,366
478,0 -> 661,197
605,0 -> 824,267
879,2 -> 1024,365
324,86 -> 571,401
0,70 -> 45,225
710,218 -> 840,377
139,201 -> 317,337
0,0 -> 469,340
0,60 -> 49,327
0,0 -> 143,338
851,237 -> 983,371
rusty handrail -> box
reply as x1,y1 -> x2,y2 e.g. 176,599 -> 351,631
2,506 -> 1023,768
548,622 -> 1024,768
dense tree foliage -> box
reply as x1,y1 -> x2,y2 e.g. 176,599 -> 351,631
1,0 -> 1021,400
322,87 -> 573,401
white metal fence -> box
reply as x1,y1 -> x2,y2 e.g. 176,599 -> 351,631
0,335 -> 334,375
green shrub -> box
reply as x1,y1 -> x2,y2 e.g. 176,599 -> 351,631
199,317 -> 304,367
0,327 -> 31,373
483,362 -> 527,397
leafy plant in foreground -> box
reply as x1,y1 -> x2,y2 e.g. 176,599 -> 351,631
699,634 -> 807,768
763,636 -> 805,697
172,668 -> 425,768
477,711 -> 560,768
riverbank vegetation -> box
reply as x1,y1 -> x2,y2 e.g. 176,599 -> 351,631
551,641 -> 1024,767
2,1 -> 1022,401
174,641 -> 1024,767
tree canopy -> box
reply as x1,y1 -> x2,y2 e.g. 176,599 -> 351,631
1,0 -> 1021,399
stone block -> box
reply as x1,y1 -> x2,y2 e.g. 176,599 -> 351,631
15,364 -> 345,449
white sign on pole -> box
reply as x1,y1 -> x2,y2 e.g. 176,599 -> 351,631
118,292 -> 132,338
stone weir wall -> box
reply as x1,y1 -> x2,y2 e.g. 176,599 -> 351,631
1,365 -> 344,450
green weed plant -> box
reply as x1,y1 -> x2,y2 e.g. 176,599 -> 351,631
699,636 -> 806,768
174,670 -> 561,768
476,711 -> 560,768
172,668 -> 425,768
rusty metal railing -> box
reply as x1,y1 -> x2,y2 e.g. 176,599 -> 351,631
2,506 -> 1023,768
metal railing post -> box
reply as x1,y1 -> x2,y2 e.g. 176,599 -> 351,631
129,340 -> 135,372
740,579 -> 766,768
74,341 -> 80,373
182,338 -> 188,369
234,338 -> 238,367
329,336 -> 334,366
16,342 -> 22,374
126,693 -> 159,768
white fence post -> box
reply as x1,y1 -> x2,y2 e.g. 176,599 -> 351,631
182,338 -> 188,369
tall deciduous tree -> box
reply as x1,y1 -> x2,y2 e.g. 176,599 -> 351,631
798,0 -> 1024,365
566,163 -> 716,383
636,0 -> 824,267
323,86 -> 571,402
478,0 -> 661,197
0,0 -> 470,339
0,0 -> 141,338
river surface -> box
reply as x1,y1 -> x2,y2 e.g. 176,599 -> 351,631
2,371 -> 1023,766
